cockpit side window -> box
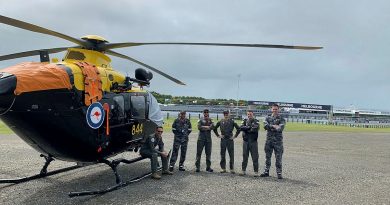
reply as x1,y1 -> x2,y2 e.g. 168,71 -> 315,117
113,95 -> 125,120
130,96 -> 146,119
148,92 -> 163,126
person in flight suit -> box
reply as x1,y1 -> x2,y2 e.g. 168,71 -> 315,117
140,126 -> 172,180
239,110 -> 260,176
260,104 -> 286,179
169,110 -> 192,172
195,109 -> 215,172
213,110 -> 240,174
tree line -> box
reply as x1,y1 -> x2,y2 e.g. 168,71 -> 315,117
150,91 -> 248,106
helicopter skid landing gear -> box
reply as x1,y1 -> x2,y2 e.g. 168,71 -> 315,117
0,154 -> 81,184
68,156 -> 160,197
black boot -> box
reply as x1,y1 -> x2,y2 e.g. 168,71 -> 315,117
277,173 -> 283,179
206,168 -> 214,172
179,165 -> 186,171
260,172 -> 269,177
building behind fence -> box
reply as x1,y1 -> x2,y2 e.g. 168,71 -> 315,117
160,102 -> 390,129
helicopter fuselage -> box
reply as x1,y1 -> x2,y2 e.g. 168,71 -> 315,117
0,48 -> 159,162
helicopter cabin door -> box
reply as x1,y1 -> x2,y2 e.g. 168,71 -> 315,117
127,93 -> 148,141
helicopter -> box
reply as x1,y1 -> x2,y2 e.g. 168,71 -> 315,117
0,15 -> 322,196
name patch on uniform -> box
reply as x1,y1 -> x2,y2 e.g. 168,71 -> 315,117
86,102 -> 105,129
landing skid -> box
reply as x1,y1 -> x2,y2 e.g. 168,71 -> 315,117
1,152 -> 169,197
69,156 -> 153,197
0,154 -> 82,184
69,150 -> 171,197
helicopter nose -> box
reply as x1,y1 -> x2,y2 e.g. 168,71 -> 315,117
0,72 -> 17,113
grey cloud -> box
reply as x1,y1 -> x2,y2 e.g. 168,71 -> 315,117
0,0 -> 389,110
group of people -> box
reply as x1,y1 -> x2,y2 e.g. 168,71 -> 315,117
140,104 -> 286,180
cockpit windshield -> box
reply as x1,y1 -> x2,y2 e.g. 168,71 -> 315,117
148,92 -> 163,126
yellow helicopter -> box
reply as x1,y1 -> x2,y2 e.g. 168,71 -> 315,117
0,15 -> 322,196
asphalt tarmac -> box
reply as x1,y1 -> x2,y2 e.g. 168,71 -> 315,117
0,132 -> 389,205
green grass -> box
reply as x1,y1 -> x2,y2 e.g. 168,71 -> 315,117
1,118 -> 389,135
285,122 -> 390,133
163,118 -> 390,133
0,121 -> 13,134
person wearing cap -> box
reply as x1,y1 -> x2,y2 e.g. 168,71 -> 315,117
140,126 -> 172,179
239,110 -> 260,176
169,110 -> 192,172
213,110 -> 240,174
195,109 -> 215,172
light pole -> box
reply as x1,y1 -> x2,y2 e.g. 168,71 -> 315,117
236,74 -> 241,108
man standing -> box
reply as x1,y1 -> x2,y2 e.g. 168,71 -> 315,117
170,111 -> 192,172
195,109 -> 215,172
260,104 -> 286,179
140,126 -> 172,179
239,110 -> 260,176
213,110 -> 240,174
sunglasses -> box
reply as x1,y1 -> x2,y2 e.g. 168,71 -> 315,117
157,130 -> 163,133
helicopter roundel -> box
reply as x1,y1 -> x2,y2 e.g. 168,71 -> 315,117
86,102 -> 105,129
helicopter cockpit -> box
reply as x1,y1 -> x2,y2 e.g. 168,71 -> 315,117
104,90 -> 162,127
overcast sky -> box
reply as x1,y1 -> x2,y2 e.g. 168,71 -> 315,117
1,0 -> 389,110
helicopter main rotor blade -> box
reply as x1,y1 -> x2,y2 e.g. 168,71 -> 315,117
102,42 -> 323,50
0,15 -> 84,46
0,47 -> 73,61
106,50 -> 186,85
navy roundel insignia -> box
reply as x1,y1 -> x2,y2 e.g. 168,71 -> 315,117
86,102 -> 105,129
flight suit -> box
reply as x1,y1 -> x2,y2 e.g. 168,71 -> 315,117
140,134 -> 168,173
263,114 -> 286,175
195,118 -> 214,170
170,118 -> 192,168
213,118 -> 240,170
240,118 -> 260,172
